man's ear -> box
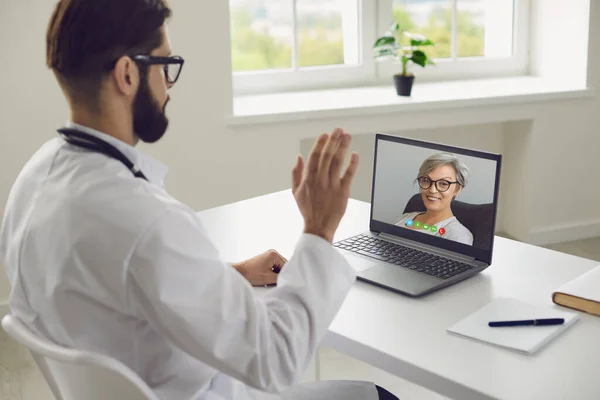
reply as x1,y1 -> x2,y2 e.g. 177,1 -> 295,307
112,56 -> 139,97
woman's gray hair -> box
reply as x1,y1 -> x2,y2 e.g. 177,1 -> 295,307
417,152 -> 470,187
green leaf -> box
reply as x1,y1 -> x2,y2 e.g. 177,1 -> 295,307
374,48 -> 396,56
390,21 -> 400,31
373,48 -> 398,61
411,50 -> 428,67
376,44 -> 399,53
374,36 -> 396,48
410,39 -> 434,47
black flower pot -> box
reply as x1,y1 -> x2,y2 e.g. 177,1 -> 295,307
394,74 -> 415,96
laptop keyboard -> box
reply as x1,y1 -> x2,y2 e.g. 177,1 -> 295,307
334,234 -> 475,280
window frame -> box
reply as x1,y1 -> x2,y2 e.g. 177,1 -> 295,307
231,0 -> 530,95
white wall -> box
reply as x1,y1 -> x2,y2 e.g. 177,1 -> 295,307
0,0 -> 598,301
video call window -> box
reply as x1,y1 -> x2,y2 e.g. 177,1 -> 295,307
372,140 -> 498,251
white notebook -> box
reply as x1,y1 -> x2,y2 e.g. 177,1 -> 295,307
447,298 -> 579,354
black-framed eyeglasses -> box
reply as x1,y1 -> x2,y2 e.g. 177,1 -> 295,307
132,55 -> 185,84
418,176 -> 460,192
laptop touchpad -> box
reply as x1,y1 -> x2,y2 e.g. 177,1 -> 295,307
343,253 -> 379,273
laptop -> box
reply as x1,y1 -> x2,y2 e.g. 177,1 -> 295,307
334,133 -> 502,297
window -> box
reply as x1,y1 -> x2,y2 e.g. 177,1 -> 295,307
230,0 -> 358,71
229,0 -> 376,94
376,0 -> 528,81
229,0 -> 528,94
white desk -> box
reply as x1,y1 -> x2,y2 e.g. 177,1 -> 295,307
197,190 -> 600,400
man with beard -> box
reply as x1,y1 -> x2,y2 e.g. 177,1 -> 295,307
0,0 -> 400,400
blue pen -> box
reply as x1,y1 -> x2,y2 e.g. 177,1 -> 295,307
488,318 -> 565,327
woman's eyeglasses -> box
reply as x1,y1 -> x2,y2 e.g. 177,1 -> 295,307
418,176 -> 459,192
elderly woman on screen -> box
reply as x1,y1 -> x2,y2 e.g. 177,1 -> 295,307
396,153 -> 473,246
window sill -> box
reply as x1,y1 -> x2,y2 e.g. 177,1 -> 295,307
227,76 -> 594,126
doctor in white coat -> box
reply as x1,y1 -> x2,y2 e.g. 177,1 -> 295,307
0,1 -> 400,399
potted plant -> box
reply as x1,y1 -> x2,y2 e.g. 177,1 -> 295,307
373,22 -> 435,96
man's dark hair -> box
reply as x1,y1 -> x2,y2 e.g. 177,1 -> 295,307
46,0 -> 171,105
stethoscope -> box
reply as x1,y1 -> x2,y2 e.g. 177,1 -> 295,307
57,128 -> 148,181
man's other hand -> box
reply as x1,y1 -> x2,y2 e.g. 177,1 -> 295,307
233,250 -> 287,286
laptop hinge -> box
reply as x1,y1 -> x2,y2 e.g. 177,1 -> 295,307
377,232 -> 476,263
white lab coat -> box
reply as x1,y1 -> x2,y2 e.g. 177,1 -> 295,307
0,122 -> 379,400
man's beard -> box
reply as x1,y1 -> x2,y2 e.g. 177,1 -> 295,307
133,75 -> 169,144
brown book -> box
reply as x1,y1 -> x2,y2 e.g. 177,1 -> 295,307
552,265 -> 600,317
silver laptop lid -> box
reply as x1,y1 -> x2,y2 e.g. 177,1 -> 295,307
369,133 -> 502,265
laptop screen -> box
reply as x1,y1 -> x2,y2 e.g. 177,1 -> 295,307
370,134 -> 502,264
